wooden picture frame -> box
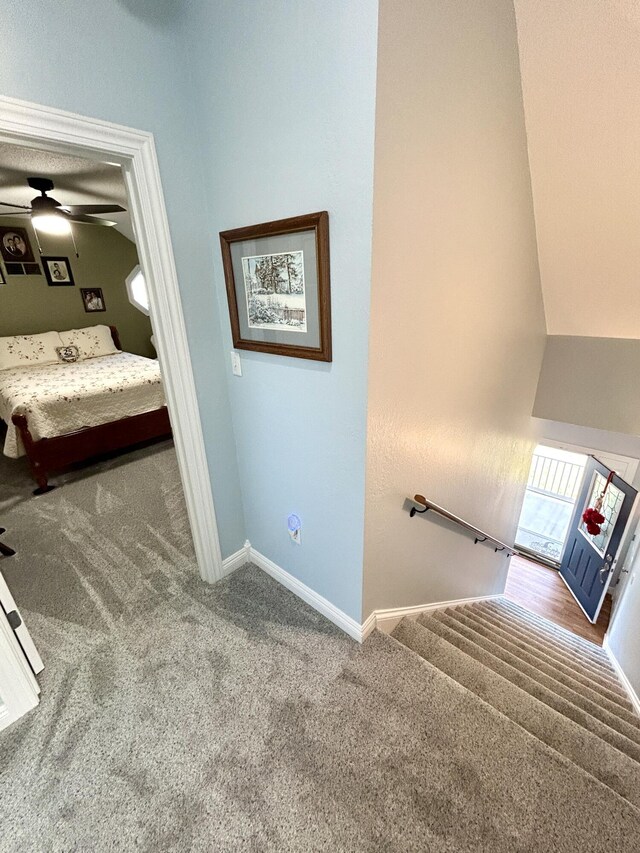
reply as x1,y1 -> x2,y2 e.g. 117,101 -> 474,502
0,225 -> 35,264
81,287 -> 106,312
42,256 -> 75,287
220,211 -> 331,362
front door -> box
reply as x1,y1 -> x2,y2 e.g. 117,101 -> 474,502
560,456 -> 637,623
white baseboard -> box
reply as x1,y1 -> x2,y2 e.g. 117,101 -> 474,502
220,544 -> 505,646
248,546 -> 364,642
366,593 -> 505,637
603,637 -> 640,717
221,540 -> 251,577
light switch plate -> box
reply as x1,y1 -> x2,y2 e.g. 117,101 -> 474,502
230,351 -> 242,376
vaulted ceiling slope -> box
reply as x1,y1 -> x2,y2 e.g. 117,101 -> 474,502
0,142 -> 134,242
515,0 -> 640,338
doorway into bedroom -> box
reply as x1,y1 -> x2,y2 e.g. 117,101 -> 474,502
0,134 -> 204,727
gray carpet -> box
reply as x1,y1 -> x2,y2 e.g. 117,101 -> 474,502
1,444 -> 639,851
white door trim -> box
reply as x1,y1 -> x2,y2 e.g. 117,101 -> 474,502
541,438 -> 639,485
0,602 -> 39,732
0,94 -> 223,583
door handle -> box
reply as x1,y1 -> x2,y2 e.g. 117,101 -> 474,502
599,564 -> 613,582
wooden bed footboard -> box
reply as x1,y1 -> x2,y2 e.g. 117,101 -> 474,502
12,407 -> 172,495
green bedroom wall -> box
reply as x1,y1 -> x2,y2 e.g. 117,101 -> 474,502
0,217 -> 153,357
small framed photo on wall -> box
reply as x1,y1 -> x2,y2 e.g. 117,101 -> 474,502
42,256 -> 75,287
80,288 -> 106,312
0,265 -> 5,285
0,226 -> 35,264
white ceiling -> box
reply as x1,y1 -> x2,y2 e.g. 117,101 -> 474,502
0,142 -> 135,242
515,0 -> 640,338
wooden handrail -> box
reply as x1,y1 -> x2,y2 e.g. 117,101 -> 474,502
407,494 -> 516,556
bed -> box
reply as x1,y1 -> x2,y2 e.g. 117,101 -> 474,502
0,326 -> 171,493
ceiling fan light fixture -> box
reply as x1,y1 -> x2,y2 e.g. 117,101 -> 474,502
32,212 -> 72,235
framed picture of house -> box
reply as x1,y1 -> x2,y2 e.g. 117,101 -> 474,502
42,256 -> 75,287
220,211 -> 331,361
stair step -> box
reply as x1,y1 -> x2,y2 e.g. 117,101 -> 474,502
463,605 -> 632,710
477,600 -> 621,683
355,631 -> 640,850
417,612 -> 640,756
493,597 -> 614,667
392,617 -> 640,809
481,601 -> 616,681
442,608 -> 640,729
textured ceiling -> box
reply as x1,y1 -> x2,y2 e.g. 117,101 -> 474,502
0,142 -> 135,242
515,0 -> 640,338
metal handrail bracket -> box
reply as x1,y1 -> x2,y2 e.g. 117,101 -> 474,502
405,494 -> 515,556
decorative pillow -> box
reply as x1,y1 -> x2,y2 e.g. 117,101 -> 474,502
0,331 -> 63,371
59,325 -> 119,360
56,345 -> 80,364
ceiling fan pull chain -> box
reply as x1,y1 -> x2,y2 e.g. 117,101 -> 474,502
71,227 -> 79,258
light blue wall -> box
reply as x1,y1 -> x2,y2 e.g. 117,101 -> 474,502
185,0 -> 379,619
0,1 -> 379,620
0,0 -> 245,557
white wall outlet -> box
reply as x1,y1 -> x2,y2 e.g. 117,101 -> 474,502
230,351 -> 242,376
288,513 -> 301,544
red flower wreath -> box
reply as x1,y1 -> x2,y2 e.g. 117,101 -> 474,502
582,507 -> 605,536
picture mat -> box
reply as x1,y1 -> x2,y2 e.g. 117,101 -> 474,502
241,250 -> 307,333
230,230 -> 320,349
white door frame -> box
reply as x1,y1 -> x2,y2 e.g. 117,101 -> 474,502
540,438 -> 639,485
0,600 -> 40,733
0,95 -> 223,583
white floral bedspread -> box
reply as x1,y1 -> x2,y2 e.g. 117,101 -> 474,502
0,352 -> 166,458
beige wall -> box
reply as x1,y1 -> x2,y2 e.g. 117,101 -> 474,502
607,541 -> 640,702
533,336 -> 640,436
363,0 -> 547,616
0,218 -> 153,357
514,0 -> 640,339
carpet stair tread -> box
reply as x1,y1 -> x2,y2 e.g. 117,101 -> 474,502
441,608 -> 639,729
391,616 -> 640,810
492,597 -> 614,665
462,605 -> 633,711
416,611 -> 640,754
475,599 -> 622,682
360,631 -> 640,851
480,599 -> 618,679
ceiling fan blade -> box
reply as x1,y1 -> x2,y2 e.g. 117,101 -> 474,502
61,204 -> 126,215
0,201 -> 32,211
58,211 -> 117,227
0,211 -> 30,216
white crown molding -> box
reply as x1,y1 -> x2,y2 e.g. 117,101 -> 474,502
0,95 -> 224,584
603,636 -> 640,717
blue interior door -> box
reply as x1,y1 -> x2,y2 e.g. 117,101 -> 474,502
560,456 -> 637,623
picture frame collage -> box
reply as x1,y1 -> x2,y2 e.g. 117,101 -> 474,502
0,225 -> 104,311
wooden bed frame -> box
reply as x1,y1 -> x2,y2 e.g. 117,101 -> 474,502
10,326 -> 172,494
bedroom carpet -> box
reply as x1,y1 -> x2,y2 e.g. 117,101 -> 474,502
1,444 -> 639,851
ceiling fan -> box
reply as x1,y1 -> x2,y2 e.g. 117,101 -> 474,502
0,177 -> 126,235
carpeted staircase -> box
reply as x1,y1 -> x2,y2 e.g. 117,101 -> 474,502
392,596 -> 640,812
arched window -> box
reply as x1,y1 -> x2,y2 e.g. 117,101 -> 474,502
125,265 -> 150,316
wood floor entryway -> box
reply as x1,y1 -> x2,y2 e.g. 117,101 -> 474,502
505,555 -> 611,646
